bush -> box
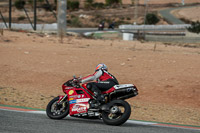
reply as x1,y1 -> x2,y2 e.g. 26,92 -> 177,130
126,17 -> 131,20
85,0 -> 104,9
38,0 -> 44,3
92,2 -> 105,9
145,13 -> 160,25
187,21 -> 200,34
84,0 -> 92,9
106,0 -> 121,6
86,0 -> 94,4
41,4 -> 54,11
14,0 -> 26,10
71,17 -> 82,27
67,1 -> 79,10
28,0 -> 33,5
18,16 -> 25,21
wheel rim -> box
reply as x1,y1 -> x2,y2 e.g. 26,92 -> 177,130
51,101 -> 68,116
107,104 -> 125,120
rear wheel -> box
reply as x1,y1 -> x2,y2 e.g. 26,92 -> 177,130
102,100 -> 131,126
46,96 -> 69,119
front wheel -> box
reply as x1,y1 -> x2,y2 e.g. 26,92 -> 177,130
46,96 -> 69,119
102,100 -> 131,126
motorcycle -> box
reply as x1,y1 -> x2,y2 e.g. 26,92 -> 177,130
108,23 -> 115,30
98,22 -> 104,31
46,76 -> 138,126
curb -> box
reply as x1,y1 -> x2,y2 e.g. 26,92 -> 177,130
0,104 -> 199,130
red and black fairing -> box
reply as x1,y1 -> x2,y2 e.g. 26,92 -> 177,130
61,79 -> 138,116
61,83 -> 93,115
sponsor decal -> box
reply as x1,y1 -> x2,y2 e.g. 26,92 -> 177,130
127,87 -> 134,92
72,106 -> 86,112
65,87 -> 73,90
69,95 -> 78,98
69,95 -> 85,99
76,98 -> 90,103
69,100 -> 76,104
72,104 -> 87,112
69,98 -> 74,101
69,90 -> 74,95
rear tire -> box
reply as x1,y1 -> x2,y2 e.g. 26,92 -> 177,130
46,96 -> 69,119
102,100 -> 131,126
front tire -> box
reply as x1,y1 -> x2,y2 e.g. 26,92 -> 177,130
102,100 -> 131,126
46,96 -> 69,119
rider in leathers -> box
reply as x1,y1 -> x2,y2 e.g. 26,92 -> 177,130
80,64 -> 119,104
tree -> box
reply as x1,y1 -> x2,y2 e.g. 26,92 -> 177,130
67,0 -> 79,10
14,0 -> 26,10
187,21 -> 200,34
145,13 -> 160,25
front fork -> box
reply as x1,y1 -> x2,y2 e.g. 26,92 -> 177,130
54,94 -> 68,110
58,94 -> 68,103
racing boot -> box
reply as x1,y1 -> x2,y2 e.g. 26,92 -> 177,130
96,94 -> 105,104
92,92 -> 105,108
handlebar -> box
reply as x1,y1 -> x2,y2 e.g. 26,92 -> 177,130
63,76 -> 81,88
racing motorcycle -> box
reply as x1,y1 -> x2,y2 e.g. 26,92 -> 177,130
98,22 -> 104,30
46,76 -> 138,126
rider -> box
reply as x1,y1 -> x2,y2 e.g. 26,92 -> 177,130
79,63 -> 119,105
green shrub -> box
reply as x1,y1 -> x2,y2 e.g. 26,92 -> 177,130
105,19 -> 112,24
145,13 -> 160,24
38,0 -> 44,3
120,17 -> 124,20
106,0 -> 121,6
67,1 -> 79,10
71,15 -> 76,18
41,4 -> 54,11
187,21 -> 200,34
28,0 -> 33,5
14,0 -> 26,10
126,17 -> 131,20
92,2 -> 105,9
71,17 -> 82,27
18,16 -> 25,21
86,0 -> 94,4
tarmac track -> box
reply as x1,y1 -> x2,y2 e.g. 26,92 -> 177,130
0,109 -> 200,133
159,5 -> 200,24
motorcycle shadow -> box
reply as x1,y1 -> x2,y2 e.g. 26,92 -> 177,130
61,117 -> 145,127
63,117 -> 104,125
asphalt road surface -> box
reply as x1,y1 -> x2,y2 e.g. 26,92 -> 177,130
0,109 -> 199,133
159,7 -> 185,24
159,6 -> 200,24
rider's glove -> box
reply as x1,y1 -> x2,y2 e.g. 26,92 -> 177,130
73,78 -> 81,83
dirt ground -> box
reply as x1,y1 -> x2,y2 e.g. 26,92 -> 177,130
172,6 -> 200,22
0,30 -> 200,126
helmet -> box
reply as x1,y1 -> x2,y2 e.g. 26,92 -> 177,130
95,63 -> 108,71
